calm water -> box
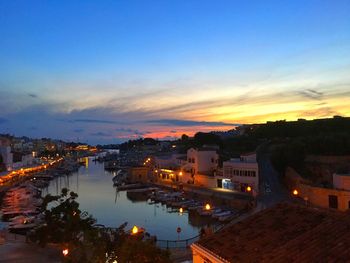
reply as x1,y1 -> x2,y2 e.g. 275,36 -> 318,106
43,157 -> 206,240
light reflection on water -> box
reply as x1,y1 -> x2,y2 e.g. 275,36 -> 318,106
44,157 -> 208,240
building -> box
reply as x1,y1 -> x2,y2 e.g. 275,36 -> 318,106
186,148 -> 219,176
222,152 -> 259,193
153,148 -> 219,187
333,172 -> 350,191
0,138 -> 13,171
184,147 -> 219,187
129,166 -> 150,183
12,152 -> 34,169
286,167 -> 350,211
191,203 -> 350,262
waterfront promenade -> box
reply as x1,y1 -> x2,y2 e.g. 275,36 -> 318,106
0,229 -> 60,262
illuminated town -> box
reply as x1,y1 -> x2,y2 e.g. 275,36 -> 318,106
1,1 -> 350,263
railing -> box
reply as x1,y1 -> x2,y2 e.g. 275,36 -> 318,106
156,234 -> 200,249
155,223 -> 225,249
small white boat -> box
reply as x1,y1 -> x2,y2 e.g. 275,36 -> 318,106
212,210 -> 232,219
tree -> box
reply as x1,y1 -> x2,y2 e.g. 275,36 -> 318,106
181,134 -> 189,141
29,189 -> 171,263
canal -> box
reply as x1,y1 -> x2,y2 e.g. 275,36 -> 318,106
44,157 -> 211,241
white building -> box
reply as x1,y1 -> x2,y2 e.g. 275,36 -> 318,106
333,173 -> 350,191
12,153 -> 34,170
183,148 -> 219,187
222,152 -> 259,193
185,148 -> 219,175
0,138 -> 13,171
153,148 -> 219,187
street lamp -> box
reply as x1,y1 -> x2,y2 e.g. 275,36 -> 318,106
132,225 -> 139,235
293,189 -> 298,196
246,186 -> 252,192
179,207 -> 183,213
62,248 -> 69,257
205,203 -> 211,210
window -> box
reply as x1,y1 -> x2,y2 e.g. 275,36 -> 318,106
329,195 -> 338,209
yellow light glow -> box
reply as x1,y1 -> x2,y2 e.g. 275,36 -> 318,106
62,248 -> 69,256
246,186 -> 252,192
205,204 -> 211,210
179,171 -> 183,176
132,225 -> 139,234
293,189 -> 299,196
179,207 -> 183,213
160,169 -> 173,173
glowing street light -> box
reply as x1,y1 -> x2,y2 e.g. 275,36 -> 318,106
246,186 -> 252,192
132,225 -> 139,235
179,171 -> 183,176
62,248 -> 69,257
205,203 -> 211,210
179,207 -> 183,213
293,189 -> 299,196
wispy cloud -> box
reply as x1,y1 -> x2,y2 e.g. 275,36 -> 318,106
146,119 -> 239,127
90,132 -> 112,137
28,93 -> 38,98
72,119 -> 118,124
298,89 -> 324,100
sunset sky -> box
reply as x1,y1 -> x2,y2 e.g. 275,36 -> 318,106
0,1 -> 349,144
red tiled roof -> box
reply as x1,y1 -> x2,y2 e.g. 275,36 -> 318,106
195,203 -> 350,262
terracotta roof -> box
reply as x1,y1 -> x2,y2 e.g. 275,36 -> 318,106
195,203 -> 350,262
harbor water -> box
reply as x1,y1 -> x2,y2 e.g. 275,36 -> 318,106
43,157 -> 211,241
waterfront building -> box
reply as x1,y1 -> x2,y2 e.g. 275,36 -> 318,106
191,203 -> 350,262
153,148 -> 219,187
184,147 -> 219,187
129,166 -> 150,183
185,147 -> 219,176
0,138 -> 13,171
12,152 -> 34,169
222,152 -> 259,193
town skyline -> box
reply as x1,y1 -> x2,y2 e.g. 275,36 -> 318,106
1,1 -> 350,144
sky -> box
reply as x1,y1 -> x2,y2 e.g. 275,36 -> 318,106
0,0 -> 349,144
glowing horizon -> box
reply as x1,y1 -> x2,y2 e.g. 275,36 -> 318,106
0,1 -> 349,143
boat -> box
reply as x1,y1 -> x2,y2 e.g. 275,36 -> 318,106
212,210 -> 232,219
218,214 -> 236,222
197,208 -> 221,216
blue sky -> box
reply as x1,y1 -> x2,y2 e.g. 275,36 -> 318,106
0,0 -> 349,144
